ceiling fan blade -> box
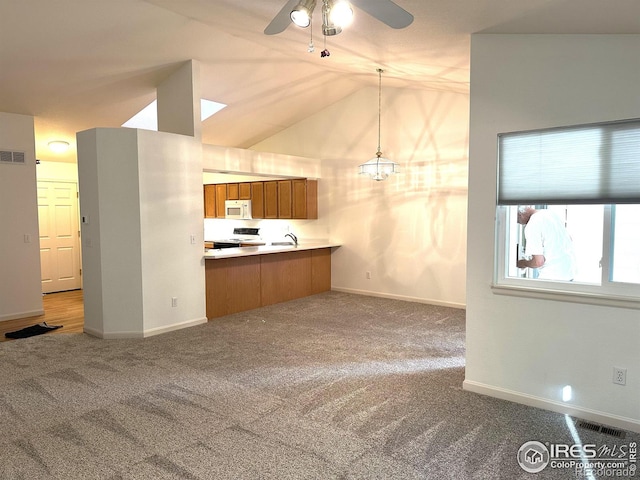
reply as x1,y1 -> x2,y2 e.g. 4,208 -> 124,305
351,0 -> 414,29
264,0 -> 299,35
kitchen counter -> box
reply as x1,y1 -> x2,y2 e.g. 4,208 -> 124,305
204,241 -> 340,260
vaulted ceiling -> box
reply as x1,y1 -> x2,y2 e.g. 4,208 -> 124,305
1,0 -> 639,162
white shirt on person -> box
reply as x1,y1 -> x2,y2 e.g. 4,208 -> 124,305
524,210 -> 577,281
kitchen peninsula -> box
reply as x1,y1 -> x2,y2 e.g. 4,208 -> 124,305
204,242 -> 340,319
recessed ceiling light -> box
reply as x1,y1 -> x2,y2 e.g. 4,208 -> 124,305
48,140 -> 70,153
122,99 -> 226,131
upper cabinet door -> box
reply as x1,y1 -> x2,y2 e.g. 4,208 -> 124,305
204,185 -> 216,218
277,180 -> 292,219
292,179 -> 318,219
239,183 -> 251,199
264,181 -> 278,218
250,182 -> 264,218
215,184 -> 227,217
227,183 -> 239,200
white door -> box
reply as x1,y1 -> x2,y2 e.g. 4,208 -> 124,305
38,181 -> 82,293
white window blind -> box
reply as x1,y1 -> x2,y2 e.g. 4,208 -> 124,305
498,118 -> 640,205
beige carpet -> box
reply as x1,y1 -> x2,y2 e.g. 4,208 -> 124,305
0,291 -> 636,479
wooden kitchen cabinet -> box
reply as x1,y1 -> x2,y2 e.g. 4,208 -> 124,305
292,179 -> 317,219
239,182 -> 251,199
215,184 -> 227,217
264,181 -> 278,218
227,183 -> 239,200
206,256 -> 262,318
225,182 -> 251,200
277,180 -> 292,218
204,185 -> 216,218
206,247 -> 332,319
250,182 -> 264,218
203,178 -> 318,220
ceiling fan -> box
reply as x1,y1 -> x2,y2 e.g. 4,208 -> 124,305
264,0 -> 414,36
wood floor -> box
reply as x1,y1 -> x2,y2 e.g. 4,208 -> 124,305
0,290 -> 84,342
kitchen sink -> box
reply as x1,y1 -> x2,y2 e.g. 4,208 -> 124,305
270,241 -> 295,246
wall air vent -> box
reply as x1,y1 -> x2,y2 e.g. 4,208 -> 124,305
0,150 -> 26,164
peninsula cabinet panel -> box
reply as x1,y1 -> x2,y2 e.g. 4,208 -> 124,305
261,251 -> 312,306
277,180 -> 292,218
250,182 -> 264,218
215,184 -> 227,218
239,182 -> 251,199
204,185 -> 216,218
311,248 -> 331,293
264,181 -> 278,218
205,256 -> 261,319
205,247 -> 334,318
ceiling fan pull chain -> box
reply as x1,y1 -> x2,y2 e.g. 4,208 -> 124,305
321,28 -> 330,57
308,14 -> 315,52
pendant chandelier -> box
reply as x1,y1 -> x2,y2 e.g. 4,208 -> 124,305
358,68 -> 399,181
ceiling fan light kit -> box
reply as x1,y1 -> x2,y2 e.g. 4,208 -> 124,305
291,0 -> 353,34
321,0 -> 342,36
290,0 -> 315,27
329,1 -> 354,28
265,0 -> 414,55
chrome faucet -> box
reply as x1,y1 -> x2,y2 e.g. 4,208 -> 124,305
285,232 -> 298,245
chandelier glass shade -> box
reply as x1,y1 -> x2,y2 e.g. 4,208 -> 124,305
359,152 -> 400,181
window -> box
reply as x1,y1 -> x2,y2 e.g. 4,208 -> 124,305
495,119 -> 640,304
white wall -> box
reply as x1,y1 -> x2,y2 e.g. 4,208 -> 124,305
36,160 -> 78,182
0,112 -> 43,321
252,86 -> 469,308
465,35 -> 640,432
77,127 -> 206,337
137,129 -> 205,333
203,143 -> 321,179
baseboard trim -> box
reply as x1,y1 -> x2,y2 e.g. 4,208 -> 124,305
84,317 -> 208,339
142,317 -> 208,338
83,326 -> 142,339
331,287 -> 465,310
0,309 -> 45,322
463,379 -> 640,434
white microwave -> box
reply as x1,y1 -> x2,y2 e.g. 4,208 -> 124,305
224,200 -> 252,219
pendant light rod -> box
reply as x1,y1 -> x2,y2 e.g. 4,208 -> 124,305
376,68 -> 383,155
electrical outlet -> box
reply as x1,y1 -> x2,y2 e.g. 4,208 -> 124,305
171,297 -> 178,308
613,367 -> 627,386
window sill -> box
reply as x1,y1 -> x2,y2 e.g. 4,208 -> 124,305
491,283 -> 640,310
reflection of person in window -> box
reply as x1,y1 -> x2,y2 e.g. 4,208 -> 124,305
516,206 -> 577,281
